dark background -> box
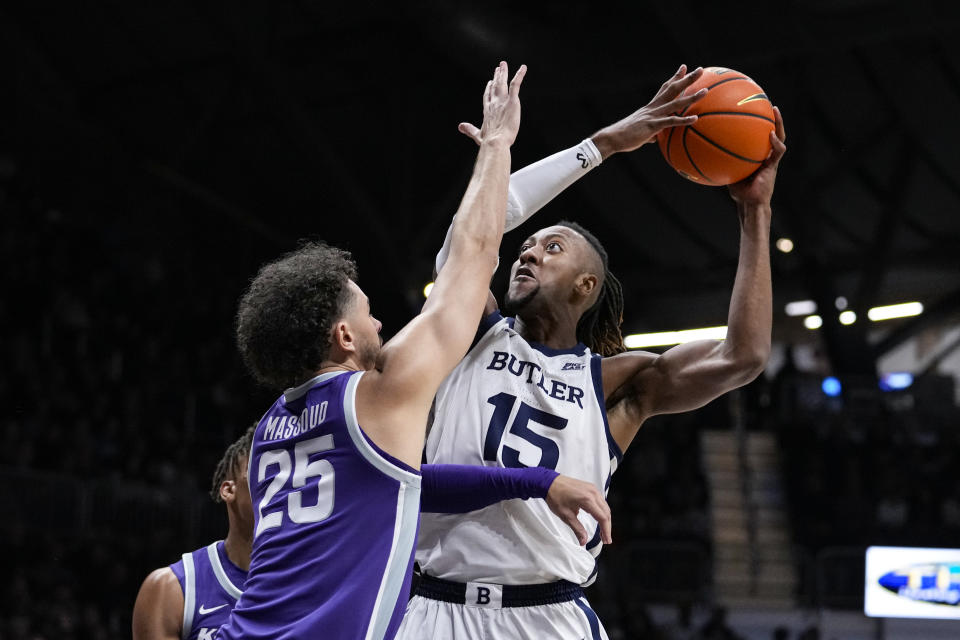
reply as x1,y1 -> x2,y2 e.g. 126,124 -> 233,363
3,1 -> 960,639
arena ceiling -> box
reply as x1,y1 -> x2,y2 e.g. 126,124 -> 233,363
3,1 -> 959,374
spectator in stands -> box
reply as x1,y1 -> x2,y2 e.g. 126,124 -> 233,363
698,606 -> 742,640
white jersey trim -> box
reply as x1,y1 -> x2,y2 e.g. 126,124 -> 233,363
343,371 -> 422,488
206,541 -> 243,600
283,371 -> 347,402
180,552 -> 195,640
364,482 -> 420,640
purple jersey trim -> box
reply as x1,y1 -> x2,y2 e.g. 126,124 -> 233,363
216,542 -> 247,591
359,426 -> 421,475
170,558 -> 186,595
168,541 -> 247,640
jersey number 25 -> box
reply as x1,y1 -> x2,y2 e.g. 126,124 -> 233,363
256,434 -> 335,537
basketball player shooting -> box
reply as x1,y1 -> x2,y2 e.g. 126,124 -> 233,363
400,64 -> 786,639
213,62 -> 607,640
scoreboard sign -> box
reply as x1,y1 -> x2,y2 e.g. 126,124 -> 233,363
865,546 -> 960,619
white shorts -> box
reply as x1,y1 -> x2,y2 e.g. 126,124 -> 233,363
396,593 -> 609,640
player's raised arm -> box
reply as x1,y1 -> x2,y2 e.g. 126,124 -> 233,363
132,568 -> 183,640
602,107 -> 786,452
434,65 -> 706,313
358,62 -> 525,466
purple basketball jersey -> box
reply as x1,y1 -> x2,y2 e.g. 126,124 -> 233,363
169,541 -> 246,640
217,371 -> 422,640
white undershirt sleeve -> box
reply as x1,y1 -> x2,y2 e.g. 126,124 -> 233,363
434,138 -> 603,275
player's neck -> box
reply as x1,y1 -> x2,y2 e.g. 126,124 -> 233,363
315,359 -> 363,375
224,522 -> 252,571
513,311 -> 579,351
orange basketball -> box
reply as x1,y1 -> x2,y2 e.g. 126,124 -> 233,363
657,67 -> 775,186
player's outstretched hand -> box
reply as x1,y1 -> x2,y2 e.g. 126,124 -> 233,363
728,106 -> 786,207
545,475 -> 612,546
458,61 -> 526,147
590,64 -> 707,159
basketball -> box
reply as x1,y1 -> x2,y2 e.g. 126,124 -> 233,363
657,67 -> 775,186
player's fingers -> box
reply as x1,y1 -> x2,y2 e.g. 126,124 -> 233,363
657,115 -> 698,129
509,64 -> 527,97
483,80 -> 492,105
565,512 -> 588,546
597,509 -> 612,545
458,122 -> 482,145
669,66 -> 704,95
773,106 -> 786,142
581,494 -> 612,544
659,63 -> 686,91
494,61 -> 507,96
668,87 -> 707,111
598,498 -> 613,544
768,130 -> 787,162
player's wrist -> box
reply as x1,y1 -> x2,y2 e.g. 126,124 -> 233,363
736,201 -> 773,229
479,135 -> 514,150
590,130 -> 619,160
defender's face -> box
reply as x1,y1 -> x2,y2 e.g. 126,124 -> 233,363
505,226 -> 588,311
344,280 -> 382,370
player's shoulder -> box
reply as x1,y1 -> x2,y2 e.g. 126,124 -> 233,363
133,566 -> 184,640
476,308 -> 511,338
135,566 -> 184,608
600,350 -> 659,398
142,566 -> 181,591
601,349 -> 658,370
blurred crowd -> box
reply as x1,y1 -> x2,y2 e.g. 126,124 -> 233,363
781,399 -> 960,551
1,177 -> 268,491
770,360 -> 960,550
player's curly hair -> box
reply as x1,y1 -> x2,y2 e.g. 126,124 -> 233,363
210,424 -> 255,503
557,220 -> 626,357
236,241 -> 358,390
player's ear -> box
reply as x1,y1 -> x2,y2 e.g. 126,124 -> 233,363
220,479 -> 236,503
330,320 -> 356,354
576,273 -> 599,299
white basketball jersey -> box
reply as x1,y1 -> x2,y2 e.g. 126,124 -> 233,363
417,311 -> 621,585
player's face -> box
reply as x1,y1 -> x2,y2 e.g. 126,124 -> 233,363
505,226 -> 590,313
345,280 -> 382,370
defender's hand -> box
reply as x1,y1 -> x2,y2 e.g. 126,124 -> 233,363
591,64 -> 707,159
728,106 -> 787,207
545,474 -> 612,546
459,61 -> 526,147
459,61 -> 526,148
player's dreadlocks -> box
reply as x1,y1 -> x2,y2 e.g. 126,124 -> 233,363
236,241 -> 358,390
557,220 -> 626,357
210,424 -> 255,503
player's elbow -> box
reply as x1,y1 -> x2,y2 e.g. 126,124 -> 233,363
729,348 -> 769,385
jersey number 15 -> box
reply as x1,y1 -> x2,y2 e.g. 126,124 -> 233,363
483,393 -> 568,470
